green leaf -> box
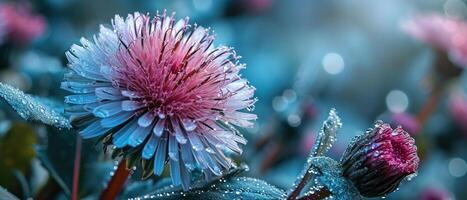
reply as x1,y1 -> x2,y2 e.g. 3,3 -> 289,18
0,123 -> 37,192
0,82 -> 71,129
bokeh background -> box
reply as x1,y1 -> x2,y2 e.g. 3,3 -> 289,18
1,0 -> 467,199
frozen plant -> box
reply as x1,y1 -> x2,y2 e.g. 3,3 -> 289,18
62,11 -> 257,191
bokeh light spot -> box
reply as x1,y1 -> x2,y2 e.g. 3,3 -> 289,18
272,96 -> 287,112
448,157 -> 467,178
322,52 -> 344,75
283,89 -> 297,102
386,90 -> 409,113
287,114 -> 301,127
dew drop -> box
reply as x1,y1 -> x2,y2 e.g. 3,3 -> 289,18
182,119 -> 197,131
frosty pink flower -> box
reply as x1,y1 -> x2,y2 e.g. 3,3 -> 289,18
340,121 -> 419,197
402,15 -> 467,68
0,3 -> 46,45
62,11 -> 256,190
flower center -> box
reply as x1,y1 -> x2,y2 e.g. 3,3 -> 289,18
113,34 -> 227,122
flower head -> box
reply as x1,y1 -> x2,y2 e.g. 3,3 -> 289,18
62,11 -> 256,190
340,121 -> 419,197
402,15 -> 467,68
0,3 -> 46,45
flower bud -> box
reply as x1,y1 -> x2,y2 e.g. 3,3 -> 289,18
340,121 -> 419,197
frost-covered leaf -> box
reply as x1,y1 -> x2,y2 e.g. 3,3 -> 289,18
287,109 -> 342,199
0,82 -> 71,128
303,156 -> 361,200
120,179 -> 159,199
134,177 -> 286,200
131,164 -> 285,200
124,164 -> 249,199
310,108 -> 342,157
0,186 -> 19,200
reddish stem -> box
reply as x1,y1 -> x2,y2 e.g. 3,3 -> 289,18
259,142 -> 281,173
99,159 -> 131,200
71,136 -> 82,200
297,187 -> 332,200
416,84 -> 445,130
287,170 -> 315,200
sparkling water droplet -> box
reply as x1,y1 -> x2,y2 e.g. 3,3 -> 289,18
182,119 -> 197,131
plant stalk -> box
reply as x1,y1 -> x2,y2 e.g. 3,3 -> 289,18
287,169 -> 315,200
297,186 -> 331,200
71,136 -> 82,200
99,159 -> 131,200
416,83 -> 445,131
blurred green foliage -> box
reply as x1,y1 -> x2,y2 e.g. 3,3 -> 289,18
0,123 -> 37,191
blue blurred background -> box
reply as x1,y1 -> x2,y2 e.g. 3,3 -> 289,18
1,0 -> 467,199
